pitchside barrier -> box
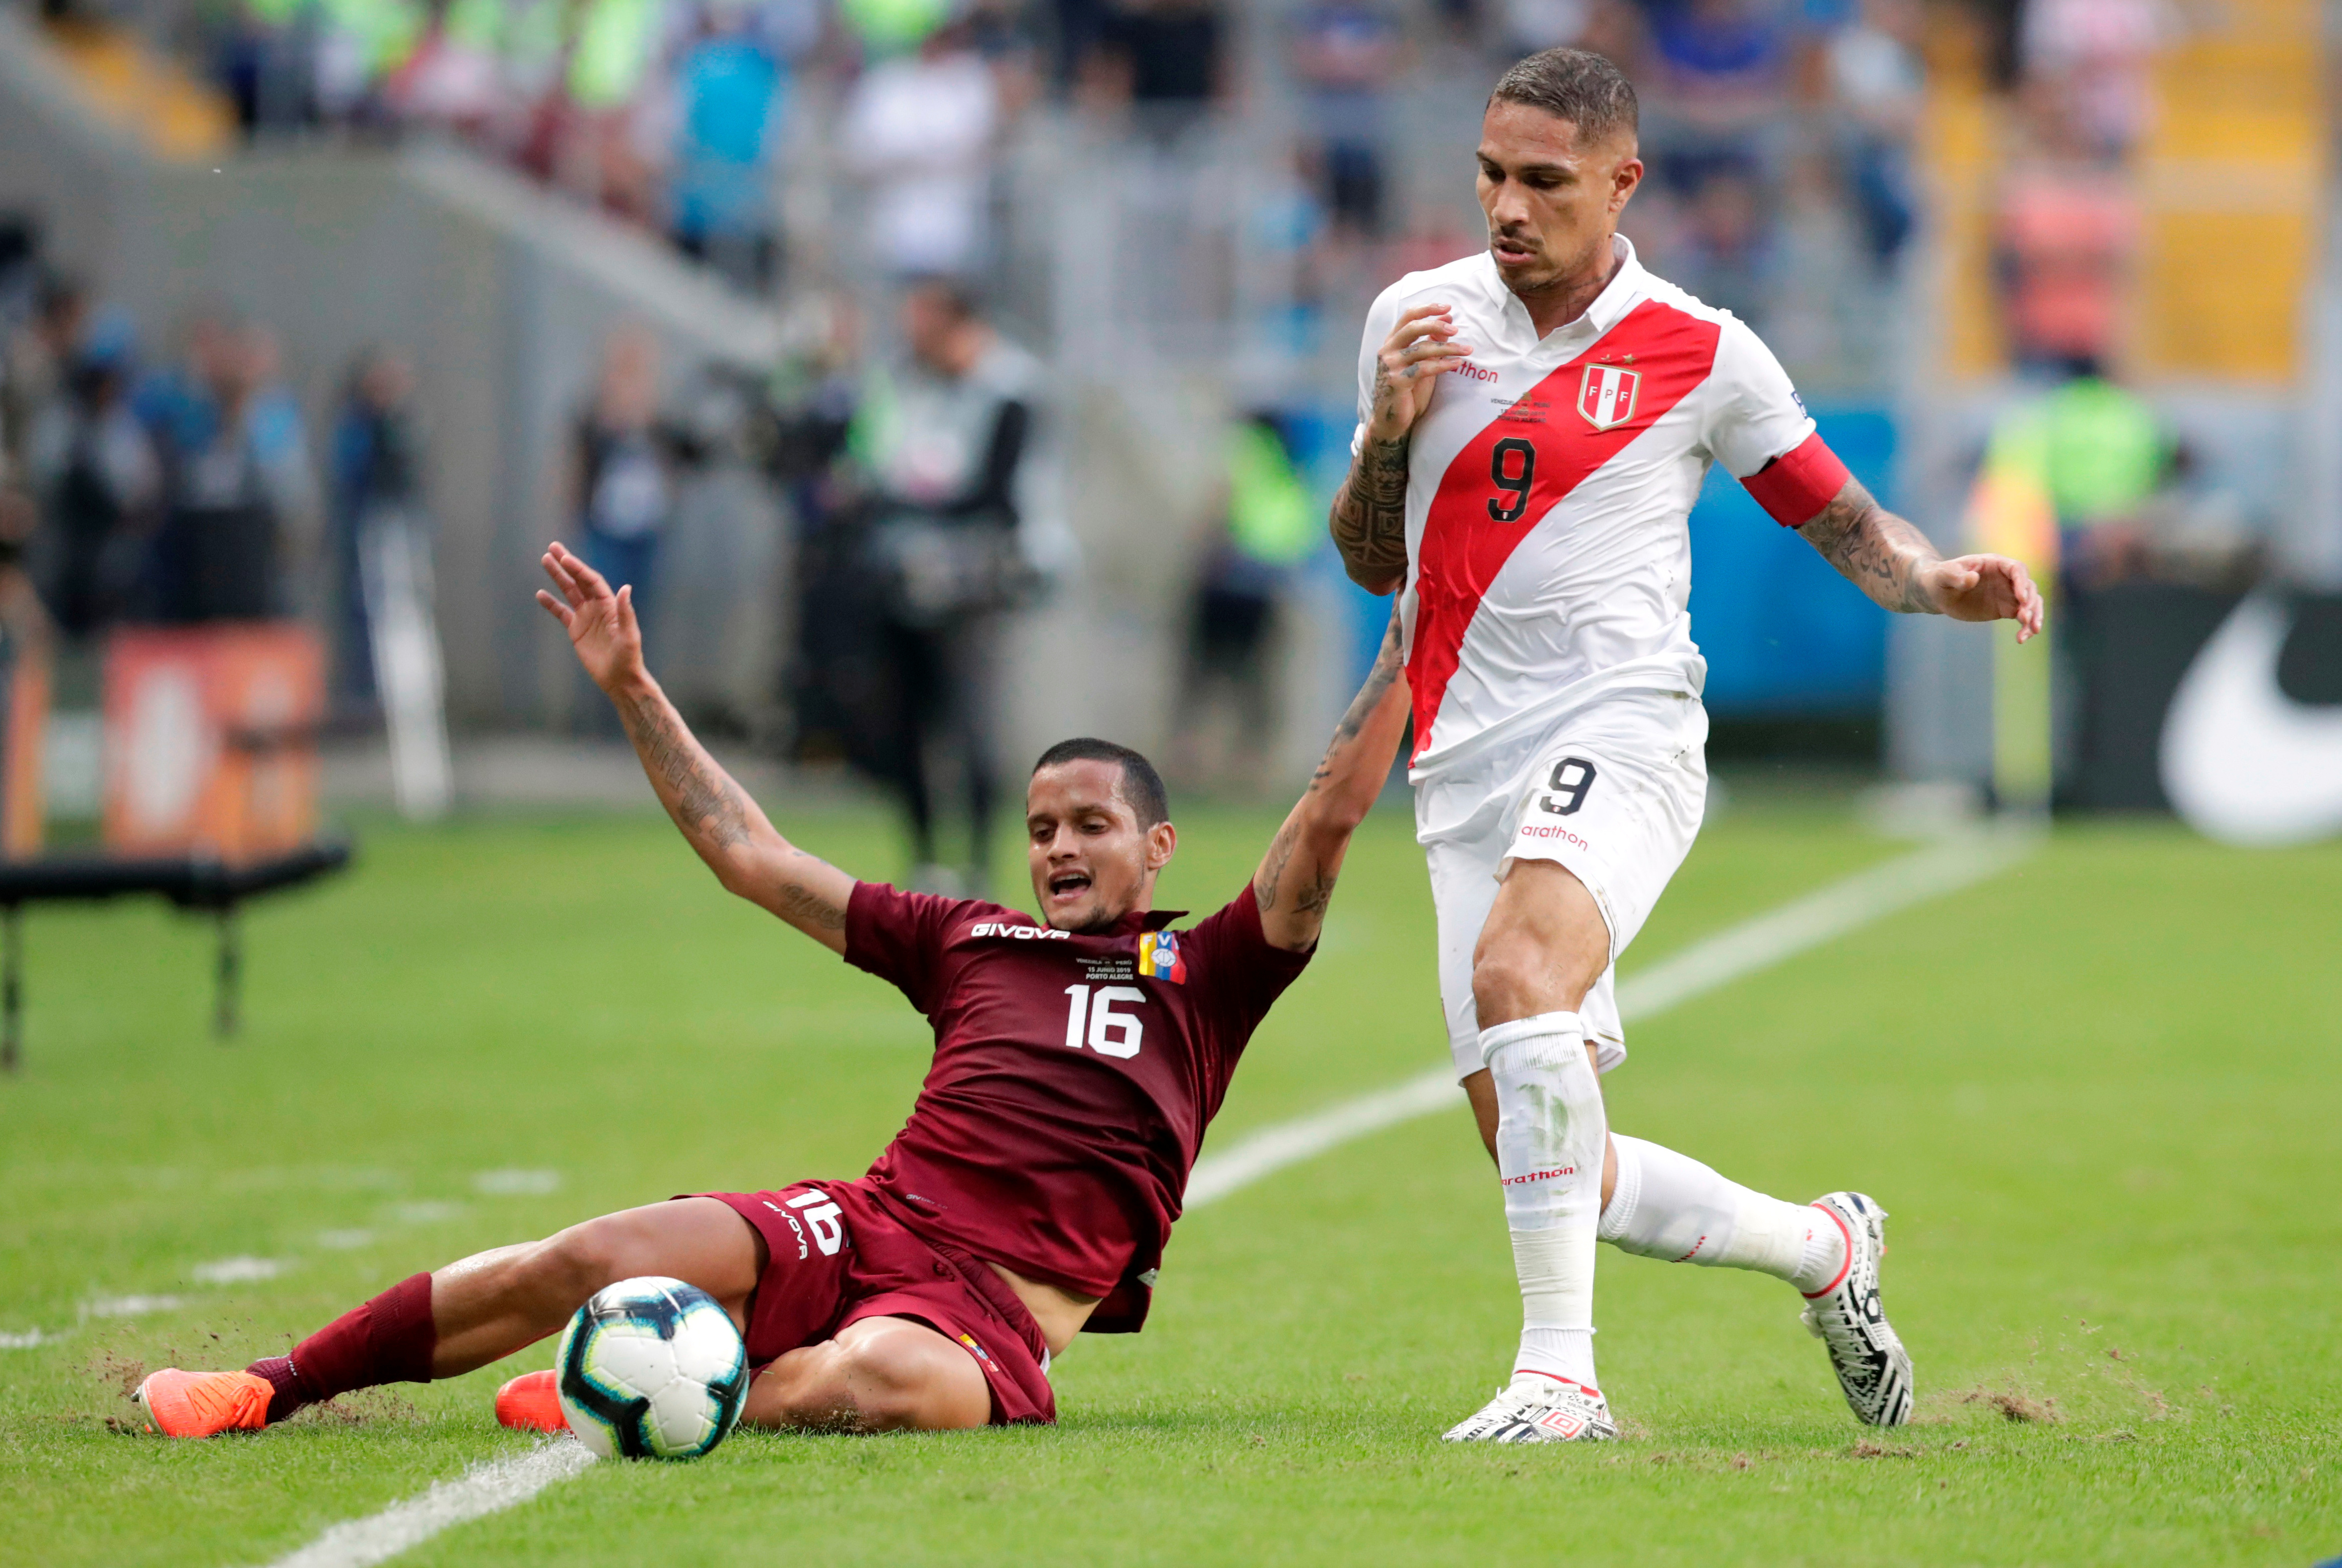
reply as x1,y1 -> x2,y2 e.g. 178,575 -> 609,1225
0,623 -> 351,1073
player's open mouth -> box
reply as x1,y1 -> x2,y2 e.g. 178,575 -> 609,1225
1048,871 -> 1092,897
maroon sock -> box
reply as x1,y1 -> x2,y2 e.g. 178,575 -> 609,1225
247,1272 -> 437,1423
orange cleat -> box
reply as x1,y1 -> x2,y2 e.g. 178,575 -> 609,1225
495,1369 -> 568,1433
132,1368 -> 274,1437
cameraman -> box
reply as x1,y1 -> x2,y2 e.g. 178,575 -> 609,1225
855,280 -> 1042,894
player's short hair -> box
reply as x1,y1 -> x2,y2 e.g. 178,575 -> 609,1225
1032,738 -> 1171,828
1489,48 -> 1638,147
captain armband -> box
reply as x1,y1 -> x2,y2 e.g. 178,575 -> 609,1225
1739,432 -> 1853,528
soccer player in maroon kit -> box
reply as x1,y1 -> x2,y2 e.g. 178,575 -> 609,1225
134,541 -> 1409,1438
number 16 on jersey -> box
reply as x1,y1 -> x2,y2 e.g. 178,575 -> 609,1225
1064,984 -> 1146,1059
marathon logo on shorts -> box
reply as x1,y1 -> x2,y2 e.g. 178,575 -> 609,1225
970,921 -> 1070,941
1501,1165 -> 1576,1186
1518,822 -> 1591,852
1136,930 -> 1186,983
1578,363 -> 1640,431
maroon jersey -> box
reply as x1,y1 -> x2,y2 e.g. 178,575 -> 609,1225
843,882 -> 1310,1332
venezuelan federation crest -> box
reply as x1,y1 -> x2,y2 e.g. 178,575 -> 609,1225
1137,930 -> 1186,983
1577,364 -> 1641,431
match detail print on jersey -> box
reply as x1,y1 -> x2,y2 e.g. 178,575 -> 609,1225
1407,301 -> 1722,759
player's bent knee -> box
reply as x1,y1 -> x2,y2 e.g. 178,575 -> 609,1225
1470,948 -> 1565,1026
528,1223 -> 628,1302
836,1321 -> 991,1432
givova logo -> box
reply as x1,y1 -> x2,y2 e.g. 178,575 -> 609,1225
970,922 -> 1068,941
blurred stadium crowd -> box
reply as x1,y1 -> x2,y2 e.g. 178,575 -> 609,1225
2,0 -> 2319,859
30,0 -> 1953,344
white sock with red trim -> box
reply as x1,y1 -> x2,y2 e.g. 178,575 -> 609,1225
1481,1012 -> 1606,1390
1597,1134 -> 1848,1295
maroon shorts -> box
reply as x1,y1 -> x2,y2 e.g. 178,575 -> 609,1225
700,1177 -> 1056,1426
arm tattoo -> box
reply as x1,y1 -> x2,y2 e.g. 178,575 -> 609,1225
1254,818 -> 1300,914
776,858 -> 848,932
1310,613 -> 1404,788
1329,367 -> 1412,589
1795,481 -> 1941,614
1259,613 -> 1405,914
616,682 -> 851,934
617,686 -> 756,850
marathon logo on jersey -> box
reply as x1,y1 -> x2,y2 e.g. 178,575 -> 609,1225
1136,931 -> 1187,983
1577,363 -> 1641,431
970,921 -> 1070,942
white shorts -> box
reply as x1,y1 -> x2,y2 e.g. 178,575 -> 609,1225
1415,689 -> 1709,1081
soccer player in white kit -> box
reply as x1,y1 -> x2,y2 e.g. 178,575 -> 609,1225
1329,50 -> 2044,1443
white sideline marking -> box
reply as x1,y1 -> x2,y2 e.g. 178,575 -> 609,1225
82,1294 -> 186,1319
263,1440 -> 595,1568
1185,826 -> 2037,1210
473,1168 -> 563,1196
195,1256 -> 290,1285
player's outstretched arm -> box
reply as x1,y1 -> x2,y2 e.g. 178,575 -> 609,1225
1794,478 -> 2046,643
1250,611 -> 1410,952
1330,304 -> 1470,594
535,543 -> 854,954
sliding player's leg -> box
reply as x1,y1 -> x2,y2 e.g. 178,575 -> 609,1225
134,1198 -> 763,1438
740,1315 -> 991,1432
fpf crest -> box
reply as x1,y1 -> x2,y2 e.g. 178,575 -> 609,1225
1577,364 -> 1641,431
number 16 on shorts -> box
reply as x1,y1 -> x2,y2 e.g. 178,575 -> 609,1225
1540,757 -> 1597,817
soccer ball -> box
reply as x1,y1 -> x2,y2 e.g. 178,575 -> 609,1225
555,1276 -> 749,1460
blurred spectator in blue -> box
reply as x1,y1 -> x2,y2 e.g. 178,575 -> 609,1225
213,0 -> 324,136
667,0 -> 796,291
140,319 -> 317,623
1089,0 -> 1225,136
329,347 -> 423,712
841,25 -> 1002,279
856,279 -> 1043,891
1823,0 -> 1923,270
1170,410 -> 1318,793
1668,162 -> 1777,329
1641,0 -> 1795,196
569,325 -> 677,648
1646,0 -> 1794,116
25,310 -> 159,639
1290,0 -> 1405,242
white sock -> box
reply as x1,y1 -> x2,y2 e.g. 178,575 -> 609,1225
1598,1134 -> 1847,1294
1482,1012 -> 1606,1390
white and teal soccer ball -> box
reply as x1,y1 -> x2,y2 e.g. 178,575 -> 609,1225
555,1276 -> 749,1460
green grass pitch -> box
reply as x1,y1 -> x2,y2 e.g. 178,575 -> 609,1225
1,793 -> 2337,1566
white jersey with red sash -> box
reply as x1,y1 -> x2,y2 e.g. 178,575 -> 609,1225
1352,236 -> 1850,781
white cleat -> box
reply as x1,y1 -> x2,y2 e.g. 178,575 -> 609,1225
1440,1373 -> 1618,1443
1801,1191 -> 1915,1427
